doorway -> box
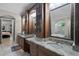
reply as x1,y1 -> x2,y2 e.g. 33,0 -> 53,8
0,16 -> 15,44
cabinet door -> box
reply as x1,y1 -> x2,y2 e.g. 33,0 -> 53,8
16,36 -> 24,49
38,46 -> 50,56
30,41 -> 38,56
20,38 -> 24,49
23,39 -> 30,52
16,36 -> 21,46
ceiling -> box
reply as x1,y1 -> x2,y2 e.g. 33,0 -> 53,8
0,3 -> 35,15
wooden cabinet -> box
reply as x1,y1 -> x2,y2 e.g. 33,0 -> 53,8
25,39 -> 30,53
38,45 -> 61,56
17,36 -> 22,46
17,35 -> 62,56
17,35 -> 30,53
29,41 -> 61,56
29,41 -> 38,56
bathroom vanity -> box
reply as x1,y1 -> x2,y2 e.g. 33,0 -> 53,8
16,33 -> 79,56
17,34 -> 30,53
17,34 -> 62,56
25,37 -> 79,56
29,40 -> 61,56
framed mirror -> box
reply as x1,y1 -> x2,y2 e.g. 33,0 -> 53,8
21,15 -> 26,34
29,5 -> 36,34
50,3 -> 71,39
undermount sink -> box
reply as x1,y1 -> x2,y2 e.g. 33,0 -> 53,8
36,39 -> 63,49
46,41 -> 71,50
44,41 -> 61,48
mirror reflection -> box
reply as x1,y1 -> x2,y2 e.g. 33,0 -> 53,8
50,3 -> 71,39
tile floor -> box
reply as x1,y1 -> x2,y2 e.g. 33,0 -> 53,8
0,38 -> 30,56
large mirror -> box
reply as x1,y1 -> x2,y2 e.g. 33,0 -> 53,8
29,6 -> 36,34
21,15 -> 26,34
30,10 -> 36,34
50,3 -> 71,39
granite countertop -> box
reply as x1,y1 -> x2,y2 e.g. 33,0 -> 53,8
17,33 -> 79,56
25,37 -> 79,56
17,33 -> 35,38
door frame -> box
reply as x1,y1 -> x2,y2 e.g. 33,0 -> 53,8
0,16 -> 15,44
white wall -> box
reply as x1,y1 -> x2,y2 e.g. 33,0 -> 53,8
0,9 -> 21,40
